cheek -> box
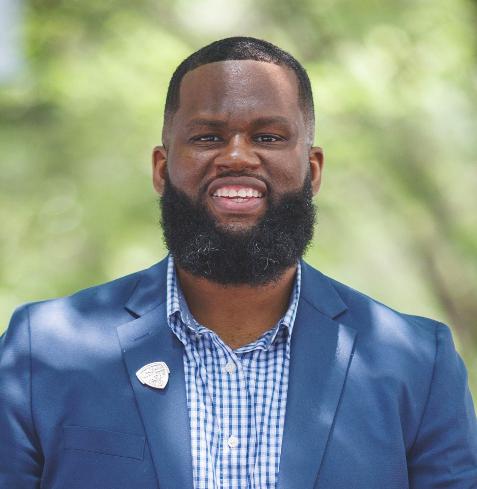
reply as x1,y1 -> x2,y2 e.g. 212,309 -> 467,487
266,154 -> 309,189
166,153 -> 209,193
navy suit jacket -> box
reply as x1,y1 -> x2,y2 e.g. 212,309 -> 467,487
1,258 -> 476,488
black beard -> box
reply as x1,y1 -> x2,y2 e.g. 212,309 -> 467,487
160,173 -> 316,286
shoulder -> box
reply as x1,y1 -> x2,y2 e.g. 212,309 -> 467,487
328,270 -> 446,338
3,259 -> 168,345
24,267 -> 143,321
302,260 -> 445,331
300,261 -> 452,367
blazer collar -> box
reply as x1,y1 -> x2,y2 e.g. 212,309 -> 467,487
124,257 -> 348,321
124,257 -> 169,317
299,259 -> 348,319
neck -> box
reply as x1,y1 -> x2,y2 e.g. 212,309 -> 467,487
176,263 -> 298,350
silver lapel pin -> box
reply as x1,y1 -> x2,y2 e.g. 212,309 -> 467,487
136,362 -> 170,389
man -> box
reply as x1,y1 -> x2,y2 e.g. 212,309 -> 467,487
0,37 -> 476,489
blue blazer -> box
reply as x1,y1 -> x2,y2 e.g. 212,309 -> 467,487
1,258 -> 476,488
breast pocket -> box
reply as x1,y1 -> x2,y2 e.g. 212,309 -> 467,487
63,426 -> 146,461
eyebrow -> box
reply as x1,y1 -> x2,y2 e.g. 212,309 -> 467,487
252,116 -> 292,128
186,119 -> 226,129
186,116 -> 293,130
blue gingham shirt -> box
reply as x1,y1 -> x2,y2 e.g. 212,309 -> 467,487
166,256 -> 301,489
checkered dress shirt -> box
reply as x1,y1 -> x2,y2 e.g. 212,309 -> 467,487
166,256 -> 301,489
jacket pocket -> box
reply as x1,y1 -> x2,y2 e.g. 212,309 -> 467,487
63,426 -> 145,460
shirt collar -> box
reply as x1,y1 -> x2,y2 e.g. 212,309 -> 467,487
166,255 -> 301,350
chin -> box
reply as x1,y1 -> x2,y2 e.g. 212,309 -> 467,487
214,216 -> 261,234
205,198 -> 267,233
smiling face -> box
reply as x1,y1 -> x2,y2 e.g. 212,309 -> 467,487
153,60 -> 323,231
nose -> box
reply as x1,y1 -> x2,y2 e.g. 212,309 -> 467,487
214,134 -> 260,173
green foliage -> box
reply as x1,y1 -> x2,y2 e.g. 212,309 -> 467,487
1,0 -> 476,392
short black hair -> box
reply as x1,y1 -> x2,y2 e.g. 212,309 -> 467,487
162,36 -> 315,144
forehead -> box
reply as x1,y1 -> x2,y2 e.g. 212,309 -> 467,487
175,60 -> 303,124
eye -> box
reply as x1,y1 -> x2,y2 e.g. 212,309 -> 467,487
191,134 -> 222,143
254,134 -> 285,143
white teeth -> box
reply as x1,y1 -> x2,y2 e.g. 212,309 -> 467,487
213,187 -> 263,198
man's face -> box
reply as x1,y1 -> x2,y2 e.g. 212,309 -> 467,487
153,60 -> 324,285
154,60 -> 323,231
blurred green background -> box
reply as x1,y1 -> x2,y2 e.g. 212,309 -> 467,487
1,0 -> 476,394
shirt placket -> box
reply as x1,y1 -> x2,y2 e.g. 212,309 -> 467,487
219,346 -> 254,489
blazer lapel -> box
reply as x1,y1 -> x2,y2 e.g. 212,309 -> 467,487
117,258 -> 193,489
278,262 -> 357,489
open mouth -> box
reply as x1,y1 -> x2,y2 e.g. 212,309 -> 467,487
212,186 -> 264,202
208,177 -> 267,215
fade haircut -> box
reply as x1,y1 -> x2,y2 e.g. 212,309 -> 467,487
162,36 -> 315,144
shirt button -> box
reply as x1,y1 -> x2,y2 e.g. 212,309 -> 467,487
224,361 -> 236,374
227,435 -> 239,448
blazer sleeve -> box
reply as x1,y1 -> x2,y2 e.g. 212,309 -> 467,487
408,322 -> 477,488
0,305 -> 42,489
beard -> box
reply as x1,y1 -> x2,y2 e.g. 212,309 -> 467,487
160,172 -> 316,286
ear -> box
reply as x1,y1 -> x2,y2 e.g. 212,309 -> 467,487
309,146 -> 324,195
152,146 -> 168,195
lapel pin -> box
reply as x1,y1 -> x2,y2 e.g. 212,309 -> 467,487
136,362 -> 170,389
